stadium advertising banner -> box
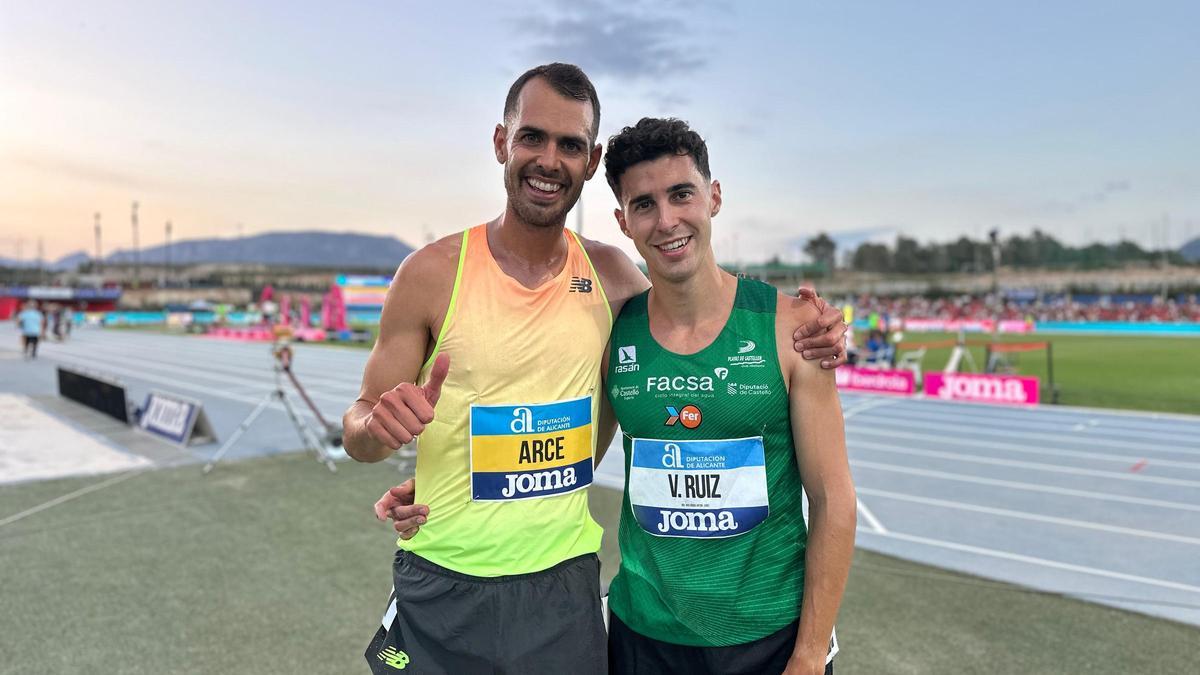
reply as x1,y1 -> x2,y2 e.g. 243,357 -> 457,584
835,366 -> 916,396
925,372 -> 1040,406
895,318 -> 1035,334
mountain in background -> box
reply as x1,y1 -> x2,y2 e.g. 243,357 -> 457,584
1182,237 -> 1200,263
96,231 -> 416,270
0,252 -> 89,271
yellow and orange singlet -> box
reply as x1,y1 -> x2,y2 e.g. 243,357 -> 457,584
398,224 -> 612,576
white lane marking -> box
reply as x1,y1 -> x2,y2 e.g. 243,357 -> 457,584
73,339 -> 366,392
862,398 -> 1200,438
847,427 -> 1200,470
49,351 -> 348,408
850,439 -> 1200,488
850,459 -> 1200,513
50,346 -> 358,403
859,529 -> 1200,596
841,395 -> 900,535
0,464 -> 170,529
856,499 -> 888,534
38,353 -> 328,423
841,397 -> 900,420
857,487 -> 1200,546
859,406 -> 1200,446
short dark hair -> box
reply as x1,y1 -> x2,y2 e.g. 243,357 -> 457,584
604,117 -> 711,199
504,63 -> 600,142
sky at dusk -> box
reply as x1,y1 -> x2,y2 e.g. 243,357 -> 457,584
2,0 -> 1198,263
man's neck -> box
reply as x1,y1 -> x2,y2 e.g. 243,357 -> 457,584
647,259 -> 737,332
486,207 -> 570,288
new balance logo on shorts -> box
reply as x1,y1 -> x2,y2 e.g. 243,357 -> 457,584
377,646 -> 410,670
569,276 -> 593,293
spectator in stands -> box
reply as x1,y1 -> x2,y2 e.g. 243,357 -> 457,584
864,329 -> 896,366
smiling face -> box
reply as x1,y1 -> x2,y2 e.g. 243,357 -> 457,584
614,153 -> 722,284
494,77 -> 601,229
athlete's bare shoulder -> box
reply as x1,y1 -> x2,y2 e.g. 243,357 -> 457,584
775,290 -> 825,379
578,235 -> 649,309
383,230 -> 465,332
396,232 -> 462,279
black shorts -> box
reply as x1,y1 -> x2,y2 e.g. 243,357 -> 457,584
366,550 -> 607,675
608,611 -> 835,675
23,335 -> 38,348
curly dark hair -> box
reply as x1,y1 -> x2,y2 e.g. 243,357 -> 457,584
504,63 -> 601,143
604,117 -> 711,200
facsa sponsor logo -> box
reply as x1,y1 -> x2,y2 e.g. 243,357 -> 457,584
737,340 -> 756,354
646,375 -> 714,392
657,509 -> 739,534
616,345 -> 639,373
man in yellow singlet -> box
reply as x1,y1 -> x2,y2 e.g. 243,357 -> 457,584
343,63 -> 848,674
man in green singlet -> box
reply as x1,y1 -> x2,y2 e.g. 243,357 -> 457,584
600,118 -> 856,674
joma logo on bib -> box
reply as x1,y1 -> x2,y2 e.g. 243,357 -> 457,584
501,467 -> 578,497
646,376 -> 714,392
657,509 -> 739,533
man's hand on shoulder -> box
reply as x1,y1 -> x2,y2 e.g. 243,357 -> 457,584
792,287 -> 848,369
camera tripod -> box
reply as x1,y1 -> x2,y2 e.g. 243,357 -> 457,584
203,339 -> 344,474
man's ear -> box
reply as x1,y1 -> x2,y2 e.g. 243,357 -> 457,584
493,124 -> 508,164
614,208 -> 631,239
584,143 -> 602,180
709,179 -> 722,217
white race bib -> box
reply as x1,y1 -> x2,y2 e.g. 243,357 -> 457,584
628,436 -> 769,538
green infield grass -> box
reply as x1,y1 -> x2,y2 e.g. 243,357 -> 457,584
1,455 -> 1195,674
890,331 -> 1199,415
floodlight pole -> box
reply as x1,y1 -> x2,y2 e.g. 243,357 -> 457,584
1046,341 -> 1057,404
988,228 -> 1000,295
165,220 -> 173,286
131,201 -> 140,286
94,212 -> 103,273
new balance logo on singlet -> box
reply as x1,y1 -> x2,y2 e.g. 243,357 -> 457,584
569,276 -> 593,293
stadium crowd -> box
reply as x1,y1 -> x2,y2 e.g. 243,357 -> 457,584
847,293 -> 1200,323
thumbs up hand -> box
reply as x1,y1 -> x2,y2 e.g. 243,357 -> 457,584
366,354 -> 450,450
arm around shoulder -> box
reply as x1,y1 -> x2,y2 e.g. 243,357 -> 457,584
581,237 -> 649,314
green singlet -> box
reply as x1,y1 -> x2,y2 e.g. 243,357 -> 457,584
605,277 -> 807,647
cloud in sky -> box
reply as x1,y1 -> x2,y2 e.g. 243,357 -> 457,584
515,0 -> 710,103
1029,179 -> 1133,216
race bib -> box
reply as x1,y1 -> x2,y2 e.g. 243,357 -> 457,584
629,436 -> 769,538
469,396 -> 594,501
